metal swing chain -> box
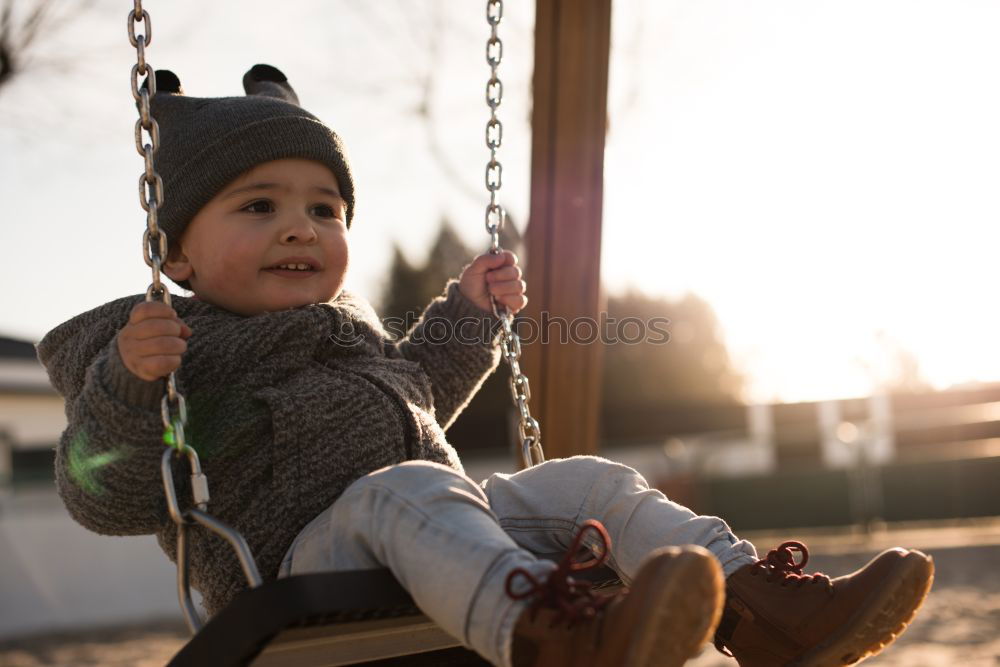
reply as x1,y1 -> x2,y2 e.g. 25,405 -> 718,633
484,0 -> 543,469
128,3 -> 260,633
128,2 -> 198,471
128,0 -> 209,510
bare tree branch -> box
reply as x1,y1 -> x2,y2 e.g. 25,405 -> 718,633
413,2 -> 485,204
0,0 -> 96,93
16,0 -> 50,51
0,0 -> 16,87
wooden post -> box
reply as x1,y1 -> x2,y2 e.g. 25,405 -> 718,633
519,0 -> 612,464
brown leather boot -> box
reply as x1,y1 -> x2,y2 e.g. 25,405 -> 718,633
713,541 -> 934,666
507,519 -> 725,667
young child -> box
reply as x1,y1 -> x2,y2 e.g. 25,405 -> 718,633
36,65 -> 933,667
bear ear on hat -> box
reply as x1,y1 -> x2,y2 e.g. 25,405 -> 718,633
243,64 -> 300,106
141,69 -> 183,95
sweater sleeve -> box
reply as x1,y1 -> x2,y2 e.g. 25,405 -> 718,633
388,280 -> 502,430
52,338 -> 177,536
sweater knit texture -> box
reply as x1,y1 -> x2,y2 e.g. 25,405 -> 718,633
36,281 -> 500,617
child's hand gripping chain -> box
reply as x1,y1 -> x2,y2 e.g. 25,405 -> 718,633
459,249 -> 527,315
116,301 -> 193,381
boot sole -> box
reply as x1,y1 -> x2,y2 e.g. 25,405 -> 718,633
790,549 -> 935,667
623,546 -> 725,667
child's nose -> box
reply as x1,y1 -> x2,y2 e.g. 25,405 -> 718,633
280,213 -> 319,244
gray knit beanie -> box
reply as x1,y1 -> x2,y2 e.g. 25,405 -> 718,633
147,64 -> 355,251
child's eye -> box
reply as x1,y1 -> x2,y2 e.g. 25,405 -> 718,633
242,200 -> 273,214
311,204 -> 341,219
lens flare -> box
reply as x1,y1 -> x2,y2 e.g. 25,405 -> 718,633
66,429 -> 123,496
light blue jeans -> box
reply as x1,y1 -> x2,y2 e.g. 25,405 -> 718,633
277,455 -> 757,667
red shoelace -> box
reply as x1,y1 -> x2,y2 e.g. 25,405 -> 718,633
750,540 -> 832,589
505,519 -> 616,629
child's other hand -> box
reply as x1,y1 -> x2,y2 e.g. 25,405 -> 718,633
116,301 -> 193,381
458,250 -> 527,315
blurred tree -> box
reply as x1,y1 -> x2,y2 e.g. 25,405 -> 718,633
379,246 -> 426,338
602,290 -> 745,410
871,329 -> 932,395
599,290 -> 746,444
0,0 -> 96,92
380,217 -> 523,325
885,345 -> 930,394
379,217 -> 523,455
378,221 -> 747,455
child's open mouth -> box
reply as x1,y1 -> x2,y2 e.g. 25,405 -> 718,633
263,260 -> 321,279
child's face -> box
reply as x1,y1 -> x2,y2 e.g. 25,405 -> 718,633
164,158 -> 349,315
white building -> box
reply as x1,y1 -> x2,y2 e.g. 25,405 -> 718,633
0,337 -> 65,485
0,336 -> 179,640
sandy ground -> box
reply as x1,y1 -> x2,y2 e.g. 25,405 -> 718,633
2,523 -> 998,666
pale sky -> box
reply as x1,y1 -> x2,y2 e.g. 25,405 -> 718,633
2,0 -> 999,404
602,0 -> 1000,402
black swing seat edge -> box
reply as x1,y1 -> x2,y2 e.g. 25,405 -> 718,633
167,568 -> 461,667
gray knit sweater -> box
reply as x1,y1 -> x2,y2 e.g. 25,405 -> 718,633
36,281 -> 500,616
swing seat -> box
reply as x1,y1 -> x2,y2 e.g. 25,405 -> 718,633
167,569 -> 482,667
167,564 -> 624,666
